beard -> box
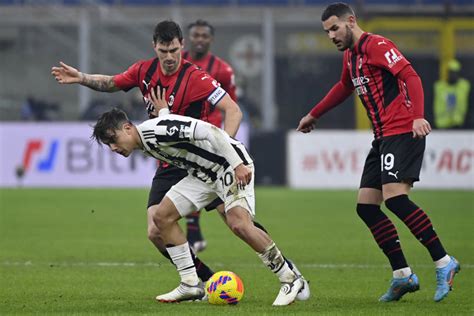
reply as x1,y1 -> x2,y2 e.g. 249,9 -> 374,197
337,25 -> 354,51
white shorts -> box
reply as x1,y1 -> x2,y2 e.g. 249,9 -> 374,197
166,164 -> 255,218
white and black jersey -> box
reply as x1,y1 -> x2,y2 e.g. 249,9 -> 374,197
137,109 -> 253,184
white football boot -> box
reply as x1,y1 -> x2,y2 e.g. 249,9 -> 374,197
288,259 -> 311,301
156,282 -> 205,303
272,276 -> 304,306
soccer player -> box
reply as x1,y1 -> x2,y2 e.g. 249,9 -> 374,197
52,20 -> 310,302
297,3 -> 460,302
91,102 -> 305,306
181,19 -> 237,253
52,20 -> 227,288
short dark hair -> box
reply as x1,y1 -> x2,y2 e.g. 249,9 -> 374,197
187,19 -> 215,36
153,20 -> 183,44
321,2 -> 355,22
92,108 -> 131,145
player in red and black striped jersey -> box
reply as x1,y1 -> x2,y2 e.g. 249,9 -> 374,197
182,19 -> 238,252
183,20 -> 237,127
297,3 -> 459,303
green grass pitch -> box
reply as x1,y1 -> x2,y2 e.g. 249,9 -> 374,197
1,188 -> 472,315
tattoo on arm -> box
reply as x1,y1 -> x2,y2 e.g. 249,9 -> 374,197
80,73 -> 119,92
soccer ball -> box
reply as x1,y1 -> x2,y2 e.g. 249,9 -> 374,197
205,271 -> 244,305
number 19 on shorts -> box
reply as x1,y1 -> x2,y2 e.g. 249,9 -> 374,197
380,153 -> 394,171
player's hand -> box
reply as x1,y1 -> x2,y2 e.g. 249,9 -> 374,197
51,61 -> 81,84
296,114 -> 317,133
412,118 -> 431,138
234,164 -> 252,189
148,86 -> 168,116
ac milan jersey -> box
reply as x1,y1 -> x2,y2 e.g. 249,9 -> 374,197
137,111 -> 252,184
183,51 -> 237,127
113,58 -> 227,123
342,33 -> 415,138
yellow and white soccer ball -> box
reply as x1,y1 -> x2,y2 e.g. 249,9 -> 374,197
205,271 -> 244,305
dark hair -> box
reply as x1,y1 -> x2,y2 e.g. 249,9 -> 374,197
153,20 -> 183,44
187,19 -> 215,36
321,2 -> 355,22
91,108 -> 131,145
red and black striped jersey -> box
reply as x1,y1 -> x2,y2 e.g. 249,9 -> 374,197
113,58 -> 226,123
342,33 -> 416,138
183,51 -> 236,127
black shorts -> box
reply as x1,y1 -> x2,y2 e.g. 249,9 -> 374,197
147,165 -> 223,211
360,132 -> 425,190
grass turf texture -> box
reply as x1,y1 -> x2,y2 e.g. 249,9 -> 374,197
1,188 -> 472,315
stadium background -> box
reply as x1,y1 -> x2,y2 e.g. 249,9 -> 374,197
0,1 -> 473,315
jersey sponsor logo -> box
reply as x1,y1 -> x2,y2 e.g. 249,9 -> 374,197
384,48 -> 403,68
22,139 -> 59,172
352,76 -> 370,95
208,87 -> 226,105
352,76 -> 370,86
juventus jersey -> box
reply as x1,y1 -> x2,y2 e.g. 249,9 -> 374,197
137,109 -> 253,184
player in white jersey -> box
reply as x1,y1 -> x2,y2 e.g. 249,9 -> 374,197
91,89 -> 305,306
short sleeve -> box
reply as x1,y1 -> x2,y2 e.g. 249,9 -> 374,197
188,70 -> 225,103
368,38 -> 411,76
113,61 -> 142,92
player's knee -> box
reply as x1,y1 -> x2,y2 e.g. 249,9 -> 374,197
228,221 -> 251,239
149,205 -> 173,231
147,224 -> 162,244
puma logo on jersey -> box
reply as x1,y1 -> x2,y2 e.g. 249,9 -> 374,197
377,40 -> 387,45
388,171 -> 399,179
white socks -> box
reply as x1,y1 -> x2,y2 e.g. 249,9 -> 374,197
392,254 -> 451,278
393,267 -> 412,279
435,254 -> 451,269
166,243 -> 199,286
258,242 -> 295,283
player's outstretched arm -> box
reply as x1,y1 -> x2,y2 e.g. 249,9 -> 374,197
51,61 -> 119,92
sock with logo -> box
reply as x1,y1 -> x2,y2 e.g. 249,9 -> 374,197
253,221 -> 295,271
258,242 -> 296,283
385,195 -> 447,261
357,203 -> 409,270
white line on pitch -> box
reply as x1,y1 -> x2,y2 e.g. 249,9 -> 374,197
1,261 -> 473,269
